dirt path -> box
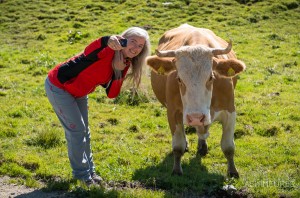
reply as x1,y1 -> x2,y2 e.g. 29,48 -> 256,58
1,176 -> 252,197
0,176 -> 71,198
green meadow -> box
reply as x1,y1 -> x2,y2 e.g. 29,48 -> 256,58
0,0 -> 299,197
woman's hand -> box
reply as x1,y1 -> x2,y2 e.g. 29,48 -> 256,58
112,50 -> 126,70
108,35 -> 125,51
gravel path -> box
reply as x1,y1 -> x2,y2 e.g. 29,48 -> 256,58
0,176 -> 71,198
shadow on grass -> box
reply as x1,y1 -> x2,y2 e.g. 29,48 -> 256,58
132,152 -> 225,197
14,178 -> 119,198
12,153 -> 225,197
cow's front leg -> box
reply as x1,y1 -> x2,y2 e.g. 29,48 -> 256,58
221,111 -> 239,178
171,123 -> 186,175
196,125 -> 210,156
168,108 -> 186,176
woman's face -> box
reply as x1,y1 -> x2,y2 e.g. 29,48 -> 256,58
122,36 -> 145,58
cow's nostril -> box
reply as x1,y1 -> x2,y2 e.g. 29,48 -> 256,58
187,114 -> 193,123
200,115 -> 205,123
186,113 -> 205,126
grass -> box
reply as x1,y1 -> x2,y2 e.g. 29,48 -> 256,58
0,0 -> 300,197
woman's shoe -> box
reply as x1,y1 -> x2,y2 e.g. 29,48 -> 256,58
80,178 -> 96,188
91,173 -> 103,184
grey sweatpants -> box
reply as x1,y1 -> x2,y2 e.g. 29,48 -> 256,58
44,77 -> 95,181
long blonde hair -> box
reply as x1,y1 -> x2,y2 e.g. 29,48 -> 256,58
121,27 -> 151,88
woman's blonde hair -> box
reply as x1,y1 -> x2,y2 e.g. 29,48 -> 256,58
121,27 -> 150,88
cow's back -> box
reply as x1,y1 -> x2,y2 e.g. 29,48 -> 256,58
158,24 -> 236,57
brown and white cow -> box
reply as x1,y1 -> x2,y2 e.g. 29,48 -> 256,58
147,24 -> 246,178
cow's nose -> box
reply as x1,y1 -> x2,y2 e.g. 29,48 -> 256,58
186,113 -> 205,126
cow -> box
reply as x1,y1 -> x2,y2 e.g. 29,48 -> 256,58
146,24 -> 246,178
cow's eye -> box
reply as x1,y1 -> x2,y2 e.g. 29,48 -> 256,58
209,74 -> 215,82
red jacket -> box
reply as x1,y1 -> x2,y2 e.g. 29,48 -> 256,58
48,36 -> 130,98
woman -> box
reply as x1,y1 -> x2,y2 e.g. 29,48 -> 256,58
44,27 -> 150,186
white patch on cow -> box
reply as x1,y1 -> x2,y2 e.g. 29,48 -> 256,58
172,124 -> 186,152
212,110 -> 236,124
212,110 -> 236,150
175,46 -> 213,126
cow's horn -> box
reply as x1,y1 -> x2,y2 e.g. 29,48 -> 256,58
155,49 -> 176,57
212,40 -> 232,55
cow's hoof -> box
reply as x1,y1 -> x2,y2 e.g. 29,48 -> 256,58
197,140 -> 208,156
185,146 -> 189,152
228,171 -> 239,178
184,141 -> 189,152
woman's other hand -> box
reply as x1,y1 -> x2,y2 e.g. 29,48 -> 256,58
112,51 -> 126,70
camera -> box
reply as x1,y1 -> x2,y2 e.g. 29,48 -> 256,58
119,39 -> 127,47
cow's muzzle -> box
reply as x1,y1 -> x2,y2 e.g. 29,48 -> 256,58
186,113 -> 206,126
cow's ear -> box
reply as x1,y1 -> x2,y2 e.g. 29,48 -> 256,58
213,57 -> 246,78
146,56 -> 176,75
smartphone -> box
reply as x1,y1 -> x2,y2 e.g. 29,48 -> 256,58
119,39 -> 127,47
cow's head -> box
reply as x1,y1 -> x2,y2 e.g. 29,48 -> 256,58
147,41 -> 246,126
